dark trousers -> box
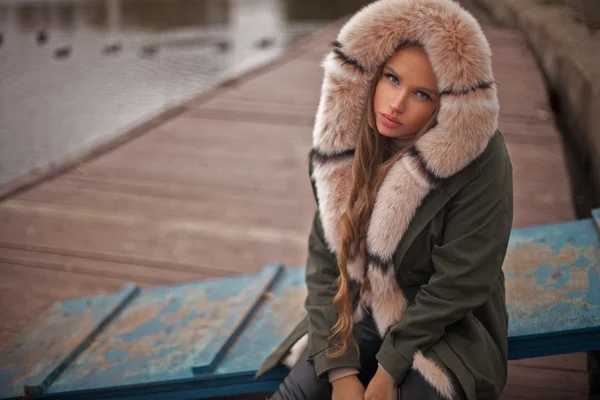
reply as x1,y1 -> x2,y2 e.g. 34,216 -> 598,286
268,311 -> 465,400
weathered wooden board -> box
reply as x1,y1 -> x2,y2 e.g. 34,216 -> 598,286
43,264 -> 282,396
0,284 -> 139,398
504,217 -> 600,360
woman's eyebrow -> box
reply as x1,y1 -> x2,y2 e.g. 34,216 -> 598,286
384,66 -> 438,95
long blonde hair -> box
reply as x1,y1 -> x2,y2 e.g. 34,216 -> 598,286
327,62 -> 439,358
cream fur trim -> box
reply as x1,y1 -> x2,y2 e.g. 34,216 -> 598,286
282,334 -> 308,368
366,159 -> 431,260
368,265 -> 408,336
311,74 -> 367,154
311,156 -> 354,253
413,350 -> 455,399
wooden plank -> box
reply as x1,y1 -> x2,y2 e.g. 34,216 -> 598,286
191,264 -> 284,375
511,174 -> 573,208
506,137 -> 575,227
192,97 -> 318,118
49,175 -> 313,209
506,365 -> 588,393
79,117 -> 312,159
495,141 -> 570,186
505,141 -> 573,203
0,332 -> 17,351
45,266 -> 284,395
71,166 -> 310,198
510,353 -> 588,372
0,246 -> 208,286
496,87 -> 553,121
14,181 -> 314,233
81,147 -> 310,179
499,118 -> 561,142
24,286 -> 139,396
0,203 -> 307,277
66,169 -> 310,200
0,284 -> 139,398
504,218 -> 600,339
217,87 -> 321,108
66,118 -> 314,197
205,266 -> 307,378
188,97 -> 318,127
0,262 -> 136,334
511,199 -> 578,229
95,138 -> 313,164
185,106 -> 315,127
501,381 -> 587,400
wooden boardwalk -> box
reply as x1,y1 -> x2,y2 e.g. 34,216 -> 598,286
0,17 -> 588,400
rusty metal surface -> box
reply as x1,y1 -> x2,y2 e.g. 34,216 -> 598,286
42,264 -> 282,395
0,284 -> 139,399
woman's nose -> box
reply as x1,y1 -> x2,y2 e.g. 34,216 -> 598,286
390,91 -> 407,113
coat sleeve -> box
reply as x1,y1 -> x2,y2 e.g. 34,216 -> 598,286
305,161 -> 362,380
375,154 -> 514,383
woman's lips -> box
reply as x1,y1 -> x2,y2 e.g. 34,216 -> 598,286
380,113 -> 403,129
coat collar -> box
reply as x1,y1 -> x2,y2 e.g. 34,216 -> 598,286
309,0 -> 498,337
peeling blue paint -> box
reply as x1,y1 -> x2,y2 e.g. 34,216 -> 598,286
589,268 -> 600,305
104,349 -> 129,362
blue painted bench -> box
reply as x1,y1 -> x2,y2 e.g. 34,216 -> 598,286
1,210 -> 600,400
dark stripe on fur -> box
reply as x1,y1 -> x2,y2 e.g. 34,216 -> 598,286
440,80 -> 495,96
367,252 -> 393,274
309,148 -> 355,165
333,48 -> 368,73
408,146 -> 442,187
332,41 -> 342,48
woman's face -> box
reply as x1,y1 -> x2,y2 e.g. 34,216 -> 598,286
373,46 -> 439,139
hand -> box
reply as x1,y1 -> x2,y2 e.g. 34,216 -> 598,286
364,365 -> 398,400
332,374 -> 365,400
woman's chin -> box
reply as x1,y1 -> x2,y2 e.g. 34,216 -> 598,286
376,125 -> 401,138
377,124 -> 416,140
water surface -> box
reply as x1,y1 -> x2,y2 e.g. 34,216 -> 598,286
0,0 -> 368,188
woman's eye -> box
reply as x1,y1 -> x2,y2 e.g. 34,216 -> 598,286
416,91 -> 432,101
384,73 -> 399,85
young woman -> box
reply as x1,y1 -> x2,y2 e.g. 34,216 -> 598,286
255,0 -> 513,399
